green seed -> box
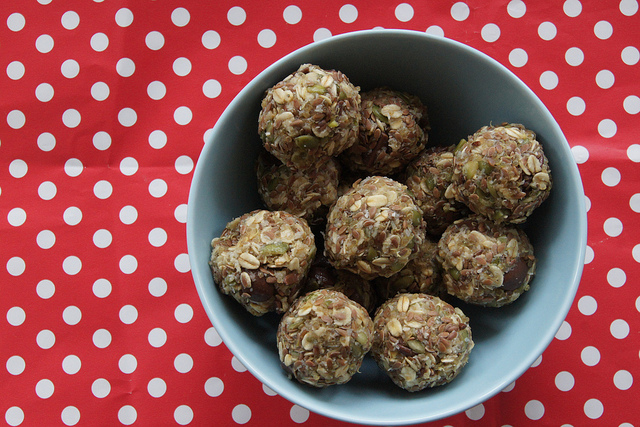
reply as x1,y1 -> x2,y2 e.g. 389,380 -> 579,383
371,104 -> 389,124
294,135 -> 320,149
449,267 -> 461,280
478,160 -> 494,175
260,242 -> 289,256
327,120 -> 339,128
454,138 -> 467,152
307,84 -> 326,94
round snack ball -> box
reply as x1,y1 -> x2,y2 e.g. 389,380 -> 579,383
451,123 -> 552,224
372,293 -> 474,392
374,237 -> 445,302
258,63 -> 361,168
277,289 -> 374,387
437,215 -> 536,307
210,210 -> 316,316
404,144 -> 470,236
302,254 -> 377,314
324,176 -> 427,280
256,150 -> 340,225
341,87 -> 429,176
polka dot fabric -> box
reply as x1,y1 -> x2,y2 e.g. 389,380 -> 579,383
1,1 -> 638,426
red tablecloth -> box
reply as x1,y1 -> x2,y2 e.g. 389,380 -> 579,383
2,1 -> 639,426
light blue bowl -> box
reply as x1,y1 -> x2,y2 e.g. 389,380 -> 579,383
187,29 -> 587,425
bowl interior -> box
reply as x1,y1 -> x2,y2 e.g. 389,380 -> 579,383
187,30 -> 587,425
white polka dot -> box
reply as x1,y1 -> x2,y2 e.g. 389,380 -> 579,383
37,280 -> 55,299
6,355 -> 26,375
584,398 -> 603,419
540,71 -> 558,90
531,355 -> 542,368
62,109 -> 81,128
173,57 -> 192,76
596,69 -> 615,89
425,25 -> 445,37
148,328 -> 167,348
7,307 -> 26,326
481,23 -> 500,42
171,7 -> 190,27
205,327 -> 222,347
175,304 -> 194,323
6,257 -> 26,276
149,277 -> 167,297
119,205 -> 138,225
231,356 -> 247,372
578,295 -> 597,315
393,3 -> 413,22
63,256 -> 82,275
9,159 -> 28,179
35,83 -> 55,102
174,106 -> 193,125
621,46 -> 640,65
465,403 -> 485,420
507,0 -> 526,18
524,400 -> 544,420
175,155 -> 194,175
283,5 -> 302,24
146,31 -> 165,50
601,167 -> 621,187
149,179 -> 168,197
148,227 -> 167,247
620,0 -> 639,15
450,2 -> 470,21
257,29 -> 277,48
61,406 -> 80,426
174,253 -> 190,273
571,145 -> 589,164
37,329 -> 56,349
232,404 -> 252,424
594,20 -> 613,39
203,79 -> 222,98
509,48 -> 528,67
5,407 -> 25,427
7,110 -> 26,129
149,130 -> 168,149
147,81 -> 166,100
290,405 -> 310,423
605,267 -> 627,288
613,370 -> 633,390
119,354 -> 137,374
175,204 -> 188,223
62,306 -> 81,325
118,406 -> 137,426
7,208 -> 27,227
36,229 -> 54,249
120,157 -> 138,176
555,321 -> 572,340
93,328 -> 112,348
565,47 -> 584,66
61,11 -> 80,30
120,305 -> 138,325
635,244 -> 640,262
205,377 -> 224,397
339,4 -> 358,23
555,371 -> 575,391
564,0 -> 583,16
567,96 -> 586,116
115,8 -> 134,27
6,61 -> 25,80
90,32 -> 109,52
203,127 -> 214,143
174,405 -> 194,426
598,119 -> 617,138
92,279 -> 112,298
62,355 -> 81,374
93,131 -> 111,150
119,255 -> 138,274
36,34 -> 55,53
92,378 -> 111,398
116,58 -> 135,77
227,6 -> 246,25
263,383 -> 278,396
202,30 -> 221,49
174,353 -> 194,373
581,346 -> 600,366
148,378 -> 167,398
61,59 -> 80,78
36,379 -> 55,399
623,95 -> 640,115
38,132 -> 56,152
118,108 -> 137,127
228,56 -> 247,75
7,13 -> 26,31
629,144 -> 640,162
538,21 -> 557,40
93,180 -> 113,200
313,28 -> 332,42
610,319 -> 629,339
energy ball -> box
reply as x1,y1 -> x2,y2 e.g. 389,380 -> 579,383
374,237 -> 445,302
210,210 -> 316,316
404,145 -> 470,236
256,151 -> 340,225
451,123 -> 552,224
277,289 -> 374,387
437,215 -> 536,307
371,293 -> 474,392
324,176 -> 427,280
341,87 -> 429,176
258,63 -> 361,168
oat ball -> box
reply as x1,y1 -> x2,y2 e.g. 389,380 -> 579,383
404,145 -> 470,236
451,123 -> 552,224
277,289 -> 374,387
374,237 -> 445,302
371,293 -> 473,392
256,151 -> 340,225
437,215 -> 536,307
302,254 -> 377,314
341,87 -> 429,176
324,176 -> 426,280
258,63 -> 361,168
210,210 -> 316,316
